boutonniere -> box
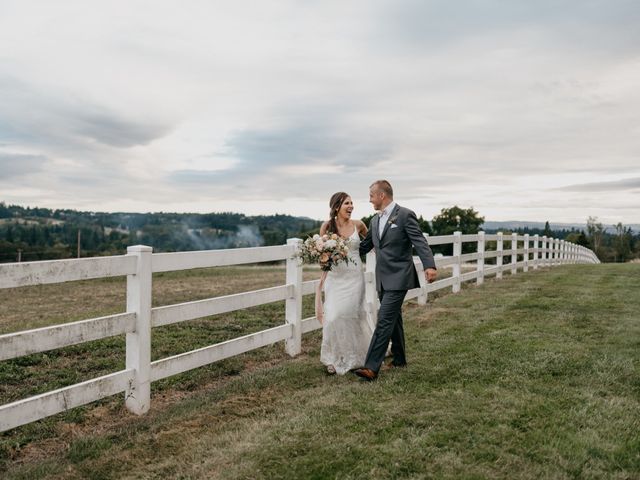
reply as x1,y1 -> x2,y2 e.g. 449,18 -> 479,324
388,214 -> 399,225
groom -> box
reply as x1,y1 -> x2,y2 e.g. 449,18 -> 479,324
354,180 -> 437,381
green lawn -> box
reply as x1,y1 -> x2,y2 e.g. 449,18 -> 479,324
1,264 -> 639,479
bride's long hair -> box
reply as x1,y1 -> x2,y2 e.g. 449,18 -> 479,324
327,192 -> 350,235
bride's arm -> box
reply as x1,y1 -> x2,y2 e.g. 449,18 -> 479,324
357,220 -> 374,256
319,221 -> 329,236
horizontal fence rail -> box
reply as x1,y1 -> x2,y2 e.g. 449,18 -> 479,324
150,284 -> 294,328
0,255 -> 136,289
0,312 -> 137,361
0,232 -> 599,432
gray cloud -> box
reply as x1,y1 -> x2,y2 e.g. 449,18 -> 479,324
555,177 -> 640,192
225,123 -> 393,170
375,0 -> 640,52
73,109 -> 172,148
168,117 -> 396,200
0,76 -> 173,152
0,153 -> 49,179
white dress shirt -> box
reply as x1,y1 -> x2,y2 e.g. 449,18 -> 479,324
378,201 -> 397,238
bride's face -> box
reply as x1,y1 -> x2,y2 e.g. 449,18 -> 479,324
338,196 -> 354,220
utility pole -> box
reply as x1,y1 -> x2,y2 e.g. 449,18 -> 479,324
77,229 -> 81,258
17,249 -> 22,262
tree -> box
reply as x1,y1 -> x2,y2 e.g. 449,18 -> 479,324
361,214 -> 375,229
417,215 -> 433,235
0,202 -> 11,218
576,231 -> 589,247
614,222 -> 632,262
431,206 -> 484,236
543,221 -> 552,237
431,206 -> 485,255
586,216 -> 604,260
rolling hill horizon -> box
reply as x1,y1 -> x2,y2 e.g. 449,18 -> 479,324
2,200 -> 638,234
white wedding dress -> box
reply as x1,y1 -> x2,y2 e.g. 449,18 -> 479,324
320,228 -> 375,374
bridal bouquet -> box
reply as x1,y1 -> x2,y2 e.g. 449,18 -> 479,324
299,233 -> 351,271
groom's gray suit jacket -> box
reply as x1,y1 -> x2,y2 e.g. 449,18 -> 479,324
360,204 -> 436,292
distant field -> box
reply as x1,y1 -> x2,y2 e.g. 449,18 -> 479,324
1,264 -> 639,479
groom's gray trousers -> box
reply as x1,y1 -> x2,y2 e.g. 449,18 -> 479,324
364,287 -> 407,372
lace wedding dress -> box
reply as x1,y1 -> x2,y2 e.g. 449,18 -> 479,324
320,228 -> 375,374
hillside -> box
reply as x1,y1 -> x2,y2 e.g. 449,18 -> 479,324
1,201 -> 638,263
484,220 -> 640,234
0,202 -> 321,262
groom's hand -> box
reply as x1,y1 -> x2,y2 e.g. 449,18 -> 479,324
425,268 -> 437,283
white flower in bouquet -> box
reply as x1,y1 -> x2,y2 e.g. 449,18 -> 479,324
324,239 -> 337,249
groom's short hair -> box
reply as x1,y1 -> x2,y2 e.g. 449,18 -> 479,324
371,180 -> 393,198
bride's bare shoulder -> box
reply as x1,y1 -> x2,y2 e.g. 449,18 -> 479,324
320,221 -> 330,235
353,219 -> 368,235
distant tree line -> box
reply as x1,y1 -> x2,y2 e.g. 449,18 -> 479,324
0,202 -> 320,263
1,202 -> 637,263
361,206 -> 639,262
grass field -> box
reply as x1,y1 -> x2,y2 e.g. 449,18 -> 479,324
1,263 -> 639,479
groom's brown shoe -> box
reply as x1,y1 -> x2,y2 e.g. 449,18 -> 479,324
381,362 -> 407,371
354,368 -> 377,381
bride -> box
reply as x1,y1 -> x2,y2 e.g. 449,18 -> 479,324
318,192 -> 375,375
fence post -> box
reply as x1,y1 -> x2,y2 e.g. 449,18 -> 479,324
415,257 -> 428,305
125,245 -> 152,415
365,251 -> 379,324
511,233 -> 518,275
558,240 -> 563,265
533,234 -> 539,270
477,231 -> 485,285
416,233 -> 429,305
496,232 -> 503,280
453,231 -> 462,293
524,234 -> 530,272
285,238 -> 303,357
541,235 -> 547,267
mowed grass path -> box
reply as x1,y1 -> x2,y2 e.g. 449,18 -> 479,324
1,264 -> 639,479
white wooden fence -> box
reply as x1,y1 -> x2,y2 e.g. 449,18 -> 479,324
0,233 -> 598,432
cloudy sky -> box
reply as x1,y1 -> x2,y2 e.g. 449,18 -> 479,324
1,0 -> 639,224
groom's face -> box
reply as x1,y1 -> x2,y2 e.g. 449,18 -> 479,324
369,187 -> 384,211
